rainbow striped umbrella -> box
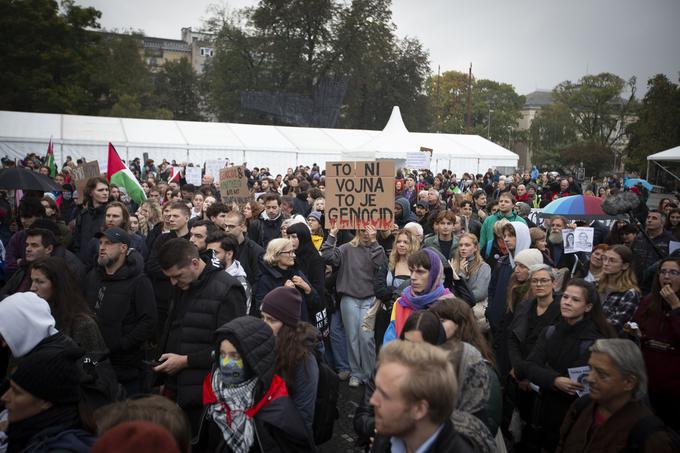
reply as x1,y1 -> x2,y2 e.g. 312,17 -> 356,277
538,195 -> 613,220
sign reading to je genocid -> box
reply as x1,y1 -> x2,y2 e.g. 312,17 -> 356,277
71,160 -> 101,203
326,160 -> 395,230
219,165 -> 250,204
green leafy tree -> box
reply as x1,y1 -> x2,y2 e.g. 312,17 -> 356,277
530,103 -> 578,169
626,74 -> 680,170
155,58 -> 204,121
425,70 -> 469,133
0,0 -> 104,113
560,142 -> 613,176
553,73 -> 637,149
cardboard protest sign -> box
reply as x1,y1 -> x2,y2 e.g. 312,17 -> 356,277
219,165 -> 250,204
71,160 -> 101,203
563,227 -> 594,254
184,166 -> 202,186
325,160 -> 395,230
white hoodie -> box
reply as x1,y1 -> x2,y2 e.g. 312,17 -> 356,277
226,260 -> 253,314
0,292 -> 58,358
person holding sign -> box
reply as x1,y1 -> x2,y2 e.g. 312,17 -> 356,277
321,225 -> 386,388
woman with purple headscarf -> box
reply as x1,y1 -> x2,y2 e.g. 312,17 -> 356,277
383,248 -> 456,343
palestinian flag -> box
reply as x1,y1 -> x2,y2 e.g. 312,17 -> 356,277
169,166 -> 182,184
45,138 -> 56,177
107,143 -> 146,204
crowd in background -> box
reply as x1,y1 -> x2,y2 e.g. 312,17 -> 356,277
0,151 -> 678,452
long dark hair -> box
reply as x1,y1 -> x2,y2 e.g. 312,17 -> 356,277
638,257 -> 680,325
275,321 -> 318,392
429,298 -> 496,367
400,310 -> 446,345
83,176 -> 109,207
564,278 -> 617,338
29,257 -> 94,333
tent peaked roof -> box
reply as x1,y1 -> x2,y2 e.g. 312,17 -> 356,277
383,106 -> 409,134
647,145 -> 680,161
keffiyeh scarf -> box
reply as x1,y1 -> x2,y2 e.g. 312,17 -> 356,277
208,373 -> 258,453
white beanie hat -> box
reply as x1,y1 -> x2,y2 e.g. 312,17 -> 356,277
514,248 -> 543,268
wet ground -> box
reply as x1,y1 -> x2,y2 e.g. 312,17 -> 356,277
319,381 -> 366,453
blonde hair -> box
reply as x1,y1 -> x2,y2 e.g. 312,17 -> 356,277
451,233 -> 484,276
493,218 -> 510,238
263,238 -> 293,265
377,340 -> 457,424
388,230 -> 419,272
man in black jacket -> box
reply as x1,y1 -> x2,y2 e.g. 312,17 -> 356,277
224,210 -> 264,288
247,193 -> 288,247
146,201 -> 191,336
1,227 -> 85,296
84,227 -> 157,395
154,238 -> 246,435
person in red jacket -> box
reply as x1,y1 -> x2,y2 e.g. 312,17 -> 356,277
633,256 -> 680,430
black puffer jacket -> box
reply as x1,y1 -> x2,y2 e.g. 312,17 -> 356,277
247,213 -> 287,248
237,237 -> 265,288
72,204 -> 107,258
163,259 -> 246,409
253,262 -> 319,321
199,317 -> 316,453
84,249 -> 156,381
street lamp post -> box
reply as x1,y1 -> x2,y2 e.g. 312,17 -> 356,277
487,108 -> 494,139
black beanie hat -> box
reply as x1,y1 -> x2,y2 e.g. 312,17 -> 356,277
260,286 -> 301,327
11,347 -> 83,404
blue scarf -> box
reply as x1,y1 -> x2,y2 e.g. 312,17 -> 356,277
398,284 -> 450,311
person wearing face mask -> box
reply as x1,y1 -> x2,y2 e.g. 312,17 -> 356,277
198,316 -> 316,452
260,287 -> 320,435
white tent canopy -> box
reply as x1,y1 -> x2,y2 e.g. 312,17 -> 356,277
647,145 -> 680,161
0,108 -> 518,175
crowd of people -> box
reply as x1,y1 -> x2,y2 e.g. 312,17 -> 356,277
0,153 -> 678,452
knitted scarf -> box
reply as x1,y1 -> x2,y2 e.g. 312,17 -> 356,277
208,373 -> 258,453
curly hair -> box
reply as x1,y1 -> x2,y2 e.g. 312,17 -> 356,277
388,230 -> 419,272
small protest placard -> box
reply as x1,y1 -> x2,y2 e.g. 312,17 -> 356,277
563,227 -> 594,254
219,164 -> 250,205
184,166 -> 202,186
71,160 -> 101,203
406,152 -> 431,170
205,159 -> 228,183
568,366 -> 591,397
325,160 -> 395,230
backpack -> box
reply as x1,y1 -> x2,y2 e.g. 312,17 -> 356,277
311,353 -> 339,445
80,351 -> 126,410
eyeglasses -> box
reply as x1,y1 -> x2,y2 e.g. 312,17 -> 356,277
278,250 -> 295,256
530,278 -> 552,285
659,269 -> 680,277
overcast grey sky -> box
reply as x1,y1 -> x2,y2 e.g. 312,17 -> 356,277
79,0 -> 680,96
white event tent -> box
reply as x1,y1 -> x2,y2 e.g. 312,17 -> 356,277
646,145 -> 680,181
0,107 -> 518,175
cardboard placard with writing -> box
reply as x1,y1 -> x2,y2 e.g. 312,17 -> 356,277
219,165 -> 250,205
325,160 -> 395,230
184,166 -> 202,186
71,160 -> 101,203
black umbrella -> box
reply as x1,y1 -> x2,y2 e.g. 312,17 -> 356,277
0,167 -> 60,191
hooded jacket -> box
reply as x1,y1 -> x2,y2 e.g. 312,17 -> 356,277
286,223 -> 326,318
478,210 -> 527,258
395,197 -> 418,228
84,249 -> 156,381
163,258 -> 246,410
200,316 -> 315,452
486,221 -> 531,330
0,292 -> 58,358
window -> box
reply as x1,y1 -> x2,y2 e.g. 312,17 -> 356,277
200,47 -> 214,57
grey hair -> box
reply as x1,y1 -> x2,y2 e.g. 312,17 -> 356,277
590,339 -> 648,400
529,264 -> 555,280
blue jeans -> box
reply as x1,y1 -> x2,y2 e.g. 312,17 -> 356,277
340,295 -> 376,382
330,308 -> 350,373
